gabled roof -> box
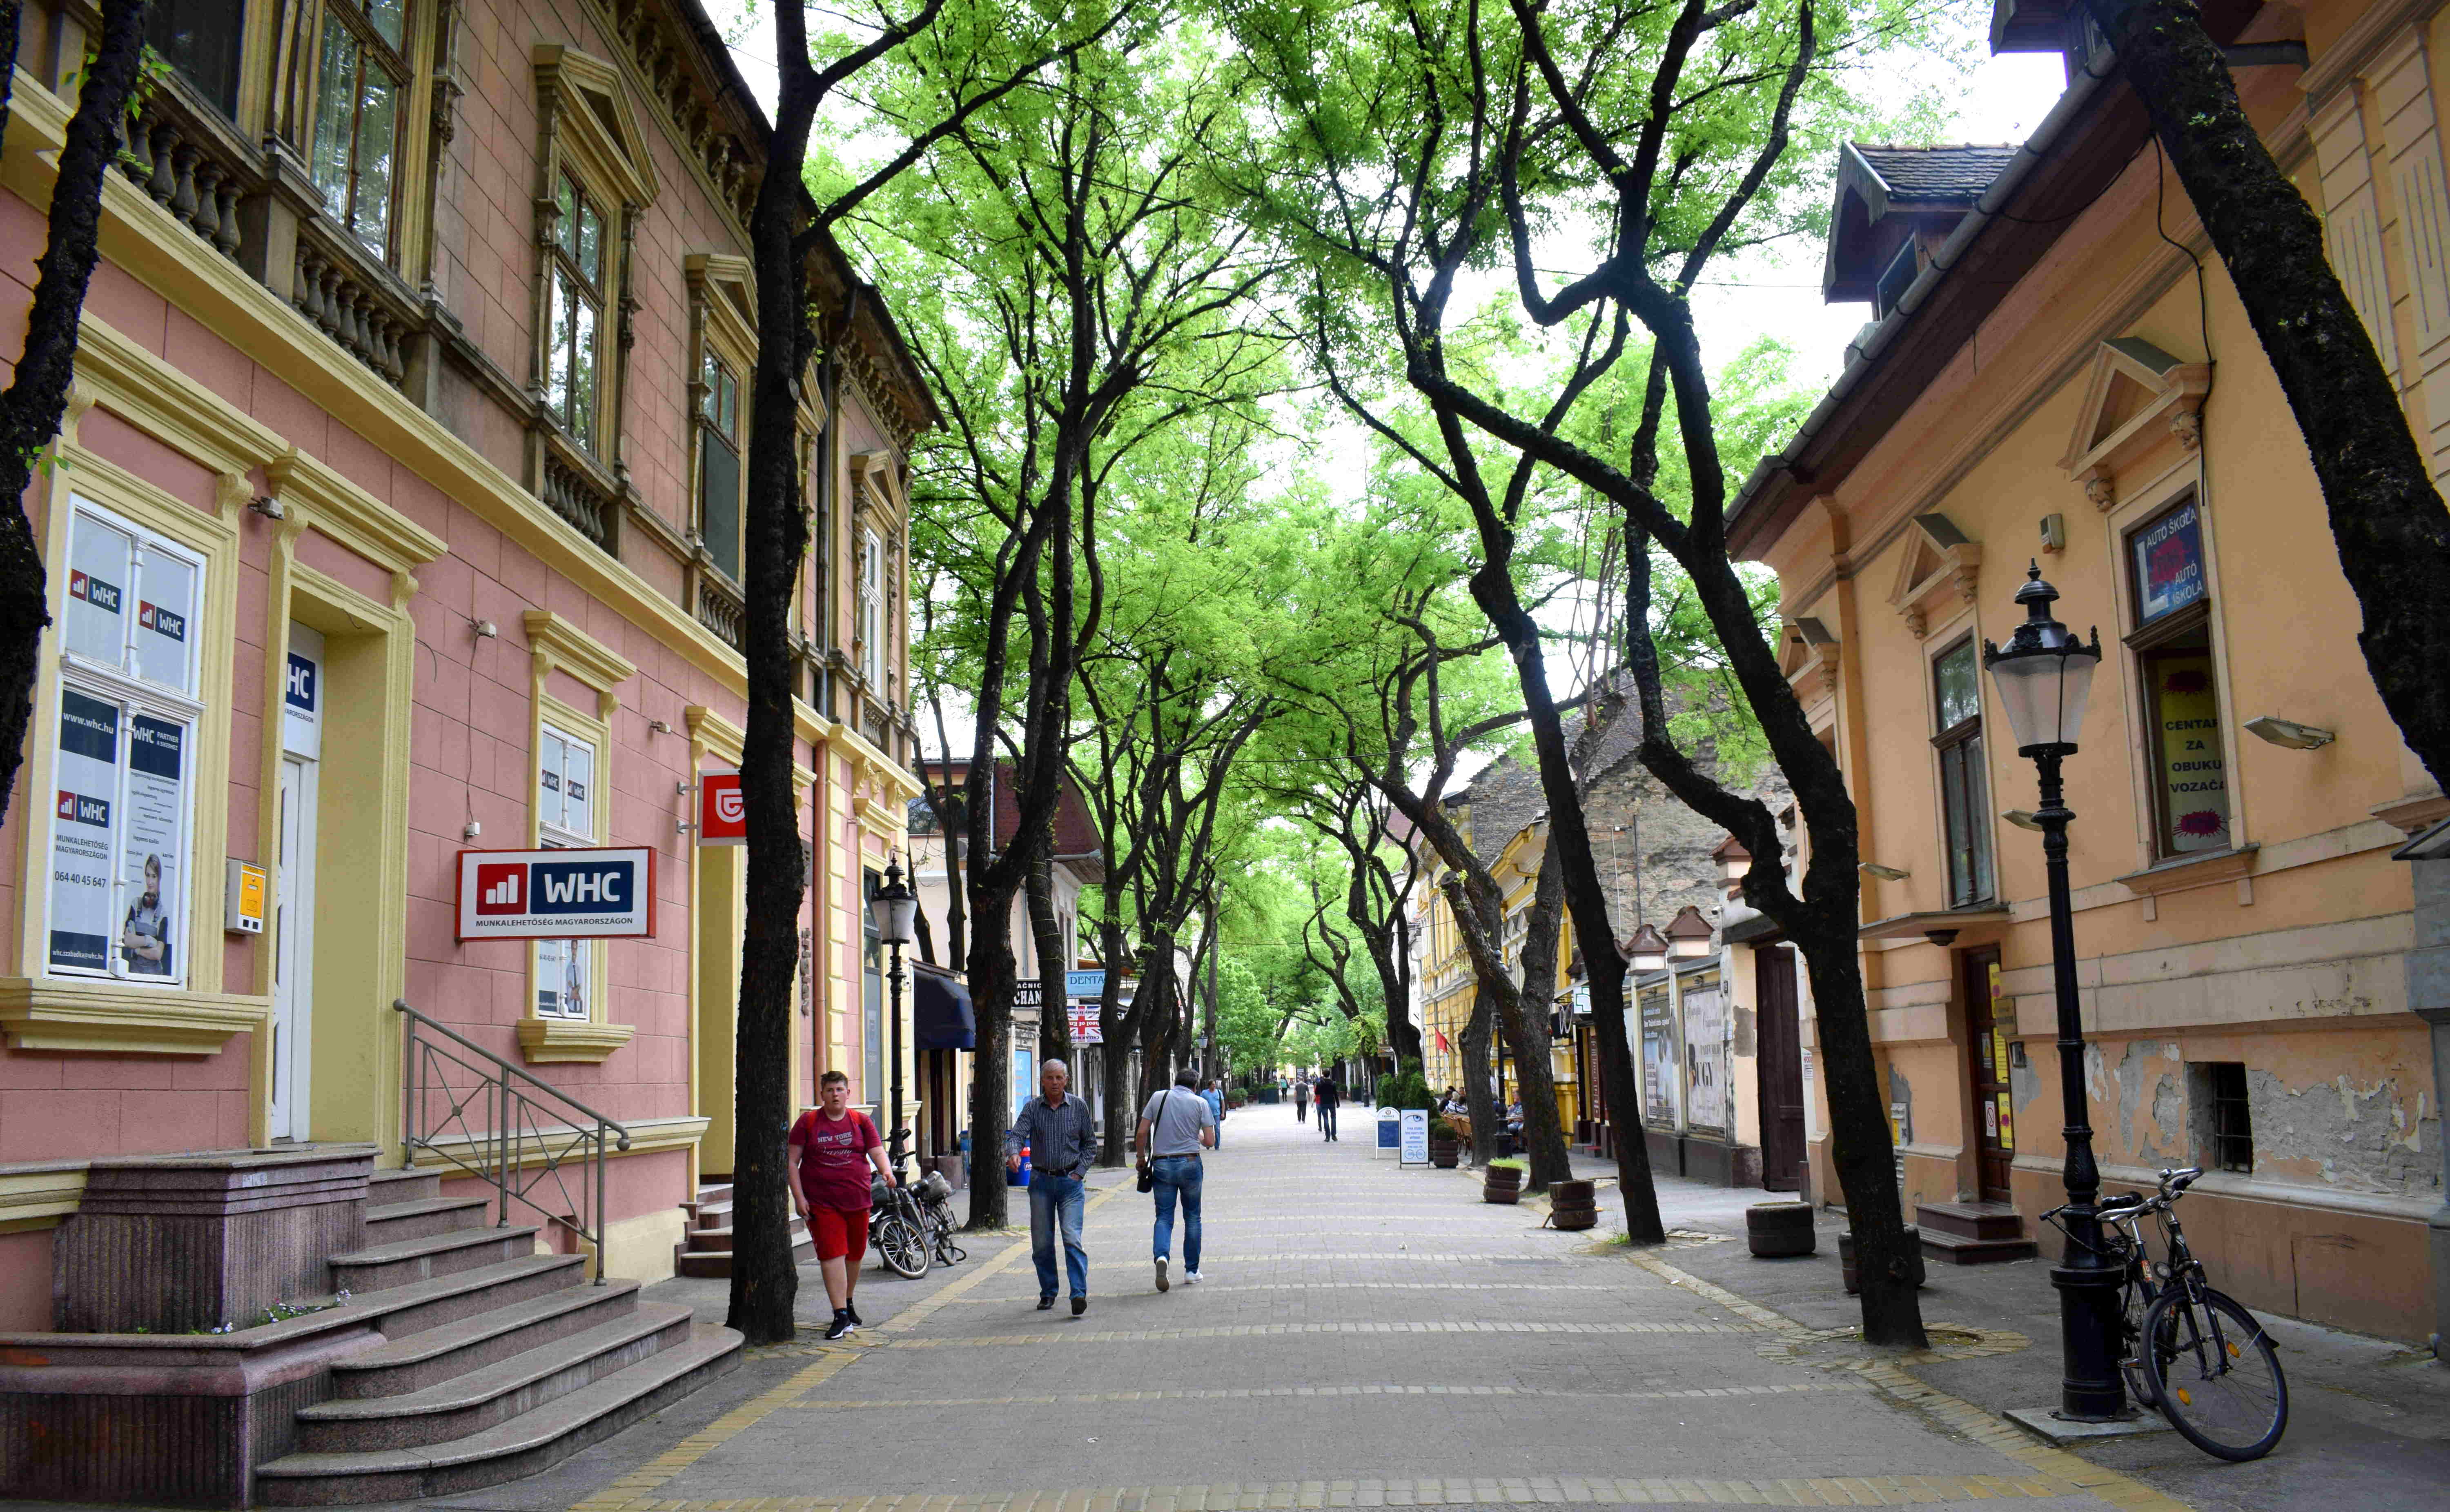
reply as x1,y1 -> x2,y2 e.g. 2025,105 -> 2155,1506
1849,144 -> 2020,209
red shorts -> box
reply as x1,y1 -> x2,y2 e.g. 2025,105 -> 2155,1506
811,1205 -> 869,1265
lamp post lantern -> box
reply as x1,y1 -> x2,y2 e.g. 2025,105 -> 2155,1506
1982,563 -> 2125,1422
868,856 -> 919,1174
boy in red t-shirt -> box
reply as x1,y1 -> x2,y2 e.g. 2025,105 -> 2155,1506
788,1069 -> 895,1338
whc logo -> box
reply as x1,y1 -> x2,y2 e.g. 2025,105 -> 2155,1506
472,860 -> 636,916
56,790 -> 109,828
473,863 -> 525,914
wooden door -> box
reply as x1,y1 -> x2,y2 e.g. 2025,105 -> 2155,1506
1754,947 -> 1805,1190
1964,947 -> 2013,1202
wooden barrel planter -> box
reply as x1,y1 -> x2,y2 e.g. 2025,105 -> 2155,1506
1838,1228 -> 1927,1295
1549,1178 -> 1597,1231
1429,1127 -> 1461,1170
1482,1163 -> 1524,1204
1746,1201 -> 1817,1257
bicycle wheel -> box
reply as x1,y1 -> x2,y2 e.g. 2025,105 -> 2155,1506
2142,1285 -> 2287,1461
2119,1279 -> 2162,1409
873,1211 -> 931,1279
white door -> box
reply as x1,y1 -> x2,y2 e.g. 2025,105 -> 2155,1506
269,626 -> 323,1142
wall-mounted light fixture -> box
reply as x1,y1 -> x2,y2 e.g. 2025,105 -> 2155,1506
2243,715 -> 2335,751
2002,809 -> 2045,832
1859,861 -> 1911,882
648,719 -> 676,735
470,618 -> 499,639
248,495 -> 286,520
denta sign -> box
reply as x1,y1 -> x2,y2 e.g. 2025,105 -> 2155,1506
455,847 -> 657,940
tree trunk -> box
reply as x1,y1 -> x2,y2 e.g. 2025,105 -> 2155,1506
2087,0 -> 2450,793
1100,1014 -> 1139,1166
1457,975 -> 1499,1167
1502,839 -> 1575,1193
0,0 -> 151,828
964,898 -> 1019,1229
1795,924 -> 1921,1339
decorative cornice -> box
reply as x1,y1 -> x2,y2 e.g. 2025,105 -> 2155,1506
266,447 -> 449,578
523,609 -> 638,694
0,978 -> 270,1055
516,1016 -> 637,1063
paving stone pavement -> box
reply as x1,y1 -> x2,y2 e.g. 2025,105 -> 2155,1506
458,1105 -> 2204,1512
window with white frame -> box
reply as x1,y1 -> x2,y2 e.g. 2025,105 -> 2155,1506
49,498 -> 204,985
543,176 -> 609,452
534,721 -> 598,1020
858,524 -> 886,688
2126,496 -> 2230,859
1932,636 -> 1993,906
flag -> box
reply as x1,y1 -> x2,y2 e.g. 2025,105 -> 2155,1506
1434,1030 -> 1451,1054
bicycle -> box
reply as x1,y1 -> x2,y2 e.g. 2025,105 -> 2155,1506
868,1129 -> 933,1280
2044,1166 -> 2288,1461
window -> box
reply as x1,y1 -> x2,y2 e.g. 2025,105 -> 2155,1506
858,525 -> 886,687
544,176 -> 608,451
149,0 -> 247,118
698,351 -> 743,582
49,500 -> 205,986
1874,239 -> 1918,320
309,0 -> 412,260
2128,498 -> 2230,858
2190,1061 -> 2253,1173
534,721 -> 597,1021
1932,637 -> 1993,906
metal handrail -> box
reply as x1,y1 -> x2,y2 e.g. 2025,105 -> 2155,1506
395,999 -> 633,1283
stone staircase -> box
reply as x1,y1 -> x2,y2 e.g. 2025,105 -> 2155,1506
1915,1200 -> 2039,1265
674,1179 -> 813,1279
251,1167 -> 742,1504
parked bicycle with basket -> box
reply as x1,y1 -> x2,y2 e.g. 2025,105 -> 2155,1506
2044,1166 -> 2288,1461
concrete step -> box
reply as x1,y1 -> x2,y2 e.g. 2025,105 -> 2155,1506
329,1281 -> 643,1398
1915,1200 -> 2026,1243
688,1197 -> 733,1229
330,1225 -> 542,1292
1919,1227 -> 2038,1265
365,1168 -> 445,1205
364,1196 -> 495,1247
294,1303 -> 694,1452
675,1222 -> 812,1279
254,1324 -> 742,1504
344,1254 -> 593,1340
680,1216 -> 809,1254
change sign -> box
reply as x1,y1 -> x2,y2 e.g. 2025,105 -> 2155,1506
456,847 -> 658,940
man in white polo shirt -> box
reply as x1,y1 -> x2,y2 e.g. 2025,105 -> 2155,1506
1136,1067 -> 1216,1292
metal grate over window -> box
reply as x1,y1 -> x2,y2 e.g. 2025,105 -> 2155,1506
2206,1061 -> 2252,1173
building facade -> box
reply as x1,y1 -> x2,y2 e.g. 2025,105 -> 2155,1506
0,0 -> 928,1330
1727,0 -> 2447,1339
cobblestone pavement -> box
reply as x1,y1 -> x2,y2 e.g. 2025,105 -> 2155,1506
371,1104 -> 2240,1512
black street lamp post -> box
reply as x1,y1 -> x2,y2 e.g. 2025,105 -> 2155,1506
1983,563 -> 2125,1421
869,857 -> 919,1173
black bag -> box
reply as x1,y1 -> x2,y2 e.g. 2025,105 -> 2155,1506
1136,1156 -> 1155,1193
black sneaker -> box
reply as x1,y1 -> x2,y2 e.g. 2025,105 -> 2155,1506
845,1302 -> 863,1327
1037,1295 -> 1057,1311
1071,1294 -> 1087,1316
824,1311 -> 855,1341
1156,1257 -> 1169,1293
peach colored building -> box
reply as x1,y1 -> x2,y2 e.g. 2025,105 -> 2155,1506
1729,0 -> 2445,1342
0,0 -> 929,1332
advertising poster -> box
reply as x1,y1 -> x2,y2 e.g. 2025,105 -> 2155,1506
1377,1107 -> 1400,1150
455,847 -> 657,939
1399,1108 -> 1430,1165
2154,651 -> 2228,852
136,548 -> 196,691
1639,985 -> 1679,1128
1683,974 -> 1726,1133
2132,501 -> 2206,624
119,714 -> 186,978
64,512 -> 129,667
48,689 -> 120,972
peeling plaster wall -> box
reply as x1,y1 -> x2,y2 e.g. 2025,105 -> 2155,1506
2252,1067 -> 2439,1196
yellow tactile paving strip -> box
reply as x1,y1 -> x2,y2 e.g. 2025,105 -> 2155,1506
938,1283 -> 1630,1301
885,1318 -> 1762,1348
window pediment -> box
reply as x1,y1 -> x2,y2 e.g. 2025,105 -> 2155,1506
533,45 -> 658,208
686,254 -> 757,362
2060,337 -> 2211,509
1885,513 -> 1981,639
1779,616 -> 1839,701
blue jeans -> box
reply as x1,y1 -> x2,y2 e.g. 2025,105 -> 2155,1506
1151,1155 -> 1203,1272
1028,1172 -> 1087,1299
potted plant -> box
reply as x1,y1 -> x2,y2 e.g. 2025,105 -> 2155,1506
1429,1114 -> 1463,1169
1483,1156 -> 1526,1203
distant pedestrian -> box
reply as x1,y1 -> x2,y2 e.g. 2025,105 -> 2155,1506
1315,1075 -> 1341,1142
1293,1076 -> 1310,1124
1004,1058 -> 1098,1315
788,1069 -> 894,1340
1202,1080 -> 1226,1148
1138,1068 -> 1216,1292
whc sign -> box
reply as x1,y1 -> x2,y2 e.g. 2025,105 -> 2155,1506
455,847 -> 657,941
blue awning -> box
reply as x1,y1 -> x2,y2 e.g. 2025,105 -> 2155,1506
915,968 -> 975,1051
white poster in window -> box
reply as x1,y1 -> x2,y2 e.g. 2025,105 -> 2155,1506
120,713 -> 186,979
65,511 -> 130,667
136,547 -> 196,694
1683,980 -> 1726,1133
48,688 -> 120,973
